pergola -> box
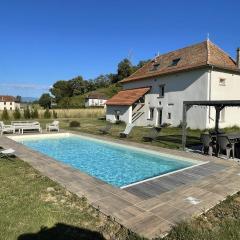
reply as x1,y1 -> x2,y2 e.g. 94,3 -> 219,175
182,100 -> 240,150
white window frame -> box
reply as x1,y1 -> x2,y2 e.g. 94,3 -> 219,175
149,108 -> 154,120
168,112 -> 172,119
219,78 -> 226,86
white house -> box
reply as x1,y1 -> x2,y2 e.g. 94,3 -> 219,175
85,93 -> 108,107
0,95 -> 20,111
106,40 -> 240,129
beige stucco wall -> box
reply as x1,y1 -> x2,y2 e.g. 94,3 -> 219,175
122,68 -> 209,129
206,69 -> 240,128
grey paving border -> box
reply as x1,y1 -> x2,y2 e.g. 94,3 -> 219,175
1,131 -> 240,239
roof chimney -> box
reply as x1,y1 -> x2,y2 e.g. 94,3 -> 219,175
237,48 -> 240,69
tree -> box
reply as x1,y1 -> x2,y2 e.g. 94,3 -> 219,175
53,110 -> 58,119
44,108 -> 51,119
31,108 -> 39,119
69,76 -> 88,96
113,58 -> 133,83
24,106 -> 31,119
39,93 -> 52,109
93,75 -> 111,88
50,80 -> 72,103
1,109 -> 9,120
16,96 -> 22,103
13,107 -> 21,120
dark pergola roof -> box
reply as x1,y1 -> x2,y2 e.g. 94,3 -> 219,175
182,100 -> 240,151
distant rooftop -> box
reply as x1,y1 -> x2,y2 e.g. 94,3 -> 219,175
86,92 -> 108,100
0,95 -> 17,102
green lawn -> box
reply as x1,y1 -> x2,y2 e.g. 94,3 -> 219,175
51,117 -> 202,149
0,156 -> 142,240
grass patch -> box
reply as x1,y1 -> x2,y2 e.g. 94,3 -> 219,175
0,157 -> 143,240
57,117 -> 201,149
160,193 -> 240,240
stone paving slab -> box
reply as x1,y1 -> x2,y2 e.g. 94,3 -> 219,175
1,131 -> 240,239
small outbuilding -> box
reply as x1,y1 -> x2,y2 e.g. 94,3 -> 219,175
85,93 -> 108,108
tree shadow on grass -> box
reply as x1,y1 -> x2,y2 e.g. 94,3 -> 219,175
17,223 -> 106,240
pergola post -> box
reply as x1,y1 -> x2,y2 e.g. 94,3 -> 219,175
214,105 -> 224,133
214,105 -> 225,157
182,103 -> 191,150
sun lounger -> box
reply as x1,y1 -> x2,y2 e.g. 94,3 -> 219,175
46,120 -> 59,132
11,121 -> 42,134
98,124 -> 112,134
142,127 -> 162,142
0,148 -> 15,159
0,121 -> 15,135
119,123 -> 135,138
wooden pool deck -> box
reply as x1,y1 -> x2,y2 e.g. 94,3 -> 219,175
1,131 -> 240,239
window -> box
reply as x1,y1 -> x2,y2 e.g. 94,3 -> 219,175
219,78 -> 226,86
149,108 -> 154,120
10,107 -> 12,110
4,102 -> 6,105
159,85 -> 165,97
169,58 -> 181,67
150,63 -> 160,71
168,113 -> 172,119
10,102 -> 12,105
115,110 -> 120,121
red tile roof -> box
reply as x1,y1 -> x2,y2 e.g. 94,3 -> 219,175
121,40 -> 239,83
0,95 -> 16,102
106,87 -> 150,106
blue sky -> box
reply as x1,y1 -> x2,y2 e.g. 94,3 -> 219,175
0,0 -> 239,97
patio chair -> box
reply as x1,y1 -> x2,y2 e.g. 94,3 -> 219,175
217,136 -> 235,159
142,127 -> 162,142
0,121 -> 15,135
119,123 -> 135,138
0,148 -> 15,159
200,133 -> 215,156
46,120 -> 60,132
98,123 -> 112,134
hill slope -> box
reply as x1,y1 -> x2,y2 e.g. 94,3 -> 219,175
58,84 -> 122,108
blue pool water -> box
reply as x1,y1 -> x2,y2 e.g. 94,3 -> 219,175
20,135 -> 194,187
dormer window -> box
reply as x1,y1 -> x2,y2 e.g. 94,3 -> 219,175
169,58 -> 181,67
150,63 -> 160,71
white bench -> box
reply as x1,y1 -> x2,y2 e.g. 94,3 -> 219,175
11,121 -> 42,134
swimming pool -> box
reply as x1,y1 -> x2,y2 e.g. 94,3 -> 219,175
12,133 -> 200,188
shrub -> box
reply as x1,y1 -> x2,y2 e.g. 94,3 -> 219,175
24,106 -> 31,119
13,108 -> 21,120
53,110 -> 58,119
44,108 -> 51,119
1,109 -> 9,120
31,108 -> 39,119
69,121 -> 80,128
